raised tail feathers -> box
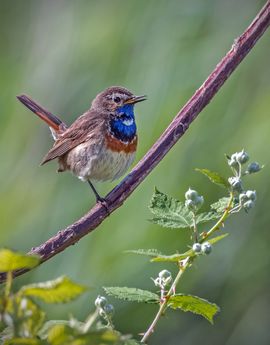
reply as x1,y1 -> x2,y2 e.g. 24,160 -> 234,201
17,94 -> 67,132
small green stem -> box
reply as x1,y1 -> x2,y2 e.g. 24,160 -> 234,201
168,257 -> 191,295
105,315 -> 114,329
192,211 -> 198,243
200,193 -> 234,242
237,161 -> 242,178
83,308 -> 99,333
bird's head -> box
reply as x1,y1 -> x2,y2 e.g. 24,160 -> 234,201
91,86 -> 146,114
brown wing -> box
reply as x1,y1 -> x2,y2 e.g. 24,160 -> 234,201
40,109 -> 106,165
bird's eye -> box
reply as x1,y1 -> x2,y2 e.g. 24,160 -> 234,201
113,96 -> 121,103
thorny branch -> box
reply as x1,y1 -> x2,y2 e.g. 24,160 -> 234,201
1,0 -> 270,282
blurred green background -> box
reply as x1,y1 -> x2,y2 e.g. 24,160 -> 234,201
0,0 -> 269,344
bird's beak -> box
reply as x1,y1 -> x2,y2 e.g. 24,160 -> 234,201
124,95 -> 147,105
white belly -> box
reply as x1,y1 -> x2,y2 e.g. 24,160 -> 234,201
65,143 -> 135,182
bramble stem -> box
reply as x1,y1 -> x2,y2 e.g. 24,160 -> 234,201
83,308 -> 99,333
192,211 -> 198,243
201,193 -> 234,242
141,257 -> 191,343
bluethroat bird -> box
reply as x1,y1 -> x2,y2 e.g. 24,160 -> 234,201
17,86 -> 146,203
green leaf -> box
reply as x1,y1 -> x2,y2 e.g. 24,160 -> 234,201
168,294 -> 220,323
196,211 -> 220,225
151,250 -> 193,262
151,234 -> 229,262
149,188 -> 193,228
125,249 -> 163,257
19,276 -> 87,303
196,169 -> 229,188
211,197 -> 231,213
46,324 -> 73,345
47,324 -> 120,345
0,326 -> 13,341
0,249 -> 40,272
208,233 -> 229,245
103,287 -> 159,303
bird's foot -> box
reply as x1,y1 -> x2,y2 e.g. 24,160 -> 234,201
96,196 -> 110,214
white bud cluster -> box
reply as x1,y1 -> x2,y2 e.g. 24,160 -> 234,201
153,269 -> 172,289
239,190 -> 257,211
185,188 -> 204,211
227,150 -> 261,213
94,295 -> 114,318
192,242 -> 212,255
228,177 -> 243,192
228,150 -> 249,167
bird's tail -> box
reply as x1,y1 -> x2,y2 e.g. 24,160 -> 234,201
17,94 -> 67,134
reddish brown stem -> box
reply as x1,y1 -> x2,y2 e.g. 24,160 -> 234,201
1,1 -> 270,282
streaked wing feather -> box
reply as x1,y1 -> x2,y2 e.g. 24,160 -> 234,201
41,141 -> 75,165
40,110 -> 105,165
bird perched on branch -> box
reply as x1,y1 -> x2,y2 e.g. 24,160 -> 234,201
17,86 -> 146,203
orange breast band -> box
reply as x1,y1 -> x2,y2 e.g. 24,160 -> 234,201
105,133 -> 137,154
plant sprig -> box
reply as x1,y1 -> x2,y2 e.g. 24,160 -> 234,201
0,250 -> 138,344
104,150 -> 263,343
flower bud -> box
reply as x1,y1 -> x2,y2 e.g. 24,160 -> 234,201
246,162 -> 261,174
159,269 -> 171,280
185,192 -> 204,211
243,200 -> 255,211
158,269 -> 172,286
201,242 -> 212,255
228,177 -> 243,192
95,296 -> 107,309
185,188 -> 199,201
236,150 -> 249,164
103,304 -> 114,317
245,190 -> 256,201
239,193 -> 248,204
195,196 -> 204,209
192,243 -> 201,253
185,199 -> 196,210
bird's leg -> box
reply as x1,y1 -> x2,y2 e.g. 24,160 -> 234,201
87,181 -> 109,211
87,180 -> 104,202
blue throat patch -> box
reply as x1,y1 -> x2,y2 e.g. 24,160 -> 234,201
110,104 -> 137,142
